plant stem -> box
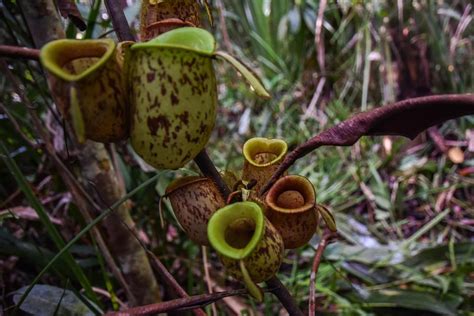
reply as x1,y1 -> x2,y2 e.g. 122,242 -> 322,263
104,289 -> 248,316
309,231 -> 338,315
0,44 -> 40,60
103,0 -> 135,42
147,250 -> 207,316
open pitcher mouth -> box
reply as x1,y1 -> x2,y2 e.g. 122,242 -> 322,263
265,175 -> 316,214
131,27 -> 215,56
207,202 -> 264,260
243,138 -> 288,168
40,39 -> 116,82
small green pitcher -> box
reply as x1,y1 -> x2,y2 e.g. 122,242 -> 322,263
40,39 -> 129,143
125,27 -> 270,170
242,137 -> 288,193
207,201 -> 284,301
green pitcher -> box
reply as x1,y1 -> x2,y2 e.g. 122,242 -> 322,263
208,201 -> 284,301
242,137 -> 288,193
125,27 -> 270,170
40,39 -> 129,143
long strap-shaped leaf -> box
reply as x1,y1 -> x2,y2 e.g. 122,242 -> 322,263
260,94 -> 474,194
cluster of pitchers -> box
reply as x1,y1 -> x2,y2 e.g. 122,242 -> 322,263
40,27 -> 336,301
40,27 -> 269,169
164,138 -> 337,300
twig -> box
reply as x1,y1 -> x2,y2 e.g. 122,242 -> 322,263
260,94 -> 474,195
146,250 -> 207,316
427,127 -> 448,153
216,0 -> 233,53
104,289 -> 248,316
314,0 -> 327,73
266,277 -> 304,316
309,231 -> 338,315
202,246 -> 218,316
0,45 -> 40,60
103,0 -> 135,42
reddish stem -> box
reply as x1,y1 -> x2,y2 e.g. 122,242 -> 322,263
0,45 -> 40,60
309,231 -> 338,315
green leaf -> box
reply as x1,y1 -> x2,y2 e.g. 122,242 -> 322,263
316,204 -> 337,232
403,242 -> 474,268
365,289 -> 462,316
13,285 -> 95,316
215,51 -> 271,99
325,243 -> 400,265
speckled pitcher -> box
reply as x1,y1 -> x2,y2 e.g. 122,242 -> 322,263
126,27 -> 270,170
265,175 -> 319,249
40,39 -> 128,143
208,201 -> 284,301
242,138 -> 288,193
165,176 -> 225,245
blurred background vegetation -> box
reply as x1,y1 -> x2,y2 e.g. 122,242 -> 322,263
0,0 -> 473,315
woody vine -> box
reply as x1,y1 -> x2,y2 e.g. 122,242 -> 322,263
0,0 -> 473,315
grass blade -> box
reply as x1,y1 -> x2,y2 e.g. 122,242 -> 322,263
402,208 -> 451,247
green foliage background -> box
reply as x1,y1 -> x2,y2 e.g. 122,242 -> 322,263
0,0 -> 473,315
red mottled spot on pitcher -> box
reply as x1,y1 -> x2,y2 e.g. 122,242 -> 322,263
147,115 -> 171,136
147,72 -> 155,82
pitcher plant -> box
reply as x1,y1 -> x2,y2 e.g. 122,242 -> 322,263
265,175 -> 319,249
242,138 -> 288,193
207,201 -> 284,301
140,0 -> 203,40
164,176 -> 225,245
40,39 -> 129,143
125,27 -> 270,170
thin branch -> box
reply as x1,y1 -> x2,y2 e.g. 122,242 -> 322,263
0,45 -> 40,60
260,94 -> 474,194
147,250 -> 207,316
314,0 -> 327,73
309,231 -> 338,315
216,0 -> 233,53
202,246 -> 218,316
103,0 -> 135,42
104,289 -> 248,316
